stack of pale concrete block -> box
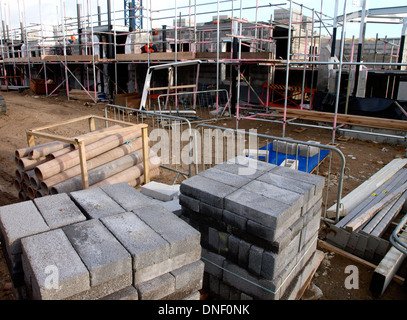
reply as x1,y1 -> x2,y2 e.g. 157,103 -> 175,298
178,156 -> 324,300
0,182 -> 202,300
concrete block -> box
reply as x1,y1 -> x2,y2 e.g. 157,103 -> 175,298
179,194 -> 200,213
208,227 -> 229,255
141,181 -> 180,202
238,239 -> 251,268
170,260 -> 204,290
100,212 -> 170,271
133,246 -> 201,285
63,219 -> 132,287
101,285 -> 139,300
280,159 -> 299,170
225,189 -> 301,238
298,141 -> 320,157
246,219 -> 277,243
21,229 -> 89,300
269,166 -> 325,196
199,201 -> 223,220
256,171 -> 315,203
70,187 -> 125,219
242,179 -> 304,209
271,214 -> 304,254
180,175 -> 237,208
133,204 -> 201,258
0,200 -> 49,256
201,248 -> 225,278
227,234 -> 240,262
260,232 -> 301,280
209,274 -> 220,296
222,210 -> 247,231
272,140 -> 298,155
34,193 -> 86,229
157,198 -> 182,215
100,182 -> 152,211
214,156 -> 276,178
248,245 -> 264,276
219,281 -> 231,299
68,273 -> 132,300
198,167 -> 252,188
136,272 -> 175,300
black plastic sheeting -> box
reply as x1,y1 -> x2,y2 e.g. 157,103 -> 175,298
312,91 -> 407,120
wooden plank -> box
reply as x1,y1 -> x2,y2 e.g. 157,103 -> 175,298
318,240 -> 405,285
346,181 -> 407,232
270,107 -> 407,131
42,55 -> 100,62
116,52 -> 195,61
147,84 -> 197,91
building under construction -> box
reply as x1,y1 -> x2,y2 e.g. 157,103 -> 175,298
1,0 -> 407,302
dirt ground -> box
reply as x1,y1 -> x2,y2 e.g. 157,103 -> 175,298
0,90 -> 406,300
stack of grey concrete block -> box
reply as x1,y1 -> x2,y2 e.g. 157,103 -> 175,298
178,156 -> 324,300
0,182 -> 202,300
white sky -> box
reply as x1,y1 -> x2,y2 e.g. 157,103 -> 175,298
2,0 -> 406,39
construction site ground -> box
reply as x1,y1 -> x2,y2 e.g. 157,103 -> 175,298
0,90 -> 406,300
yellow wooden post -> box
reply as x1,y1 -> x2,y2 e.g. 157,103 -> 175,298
26,133 -> 35,147
142,126 -> 150,184
78,141 -> 89,189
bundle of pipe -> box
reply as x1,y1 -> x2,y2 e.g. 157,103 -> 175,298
13,126 -> 160,201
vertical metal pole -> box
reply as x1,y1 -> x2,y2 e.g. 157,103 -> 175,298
282,0 -> 292,138
39,0 -> 48,96
216,0 -> 220,119
61,0 -> 69,99
331,0 -> 339,58
332,0 -> 347,145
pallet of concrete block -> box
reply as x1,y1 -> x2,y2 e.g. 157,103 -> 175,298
0,182 -> 203,300
178,155 -> 325,300
13,125 -> 160,201
326,165 -> 407,263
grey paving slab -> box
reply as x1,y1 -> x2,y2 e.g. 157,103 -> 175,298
100,212 -> 170,271
269,166 -> 325,196
136,272 -> 175,300
133,204 -> 201,258
248,245 -> 264,276
256,171 -> 315,202
272,140 -> 298,155
260,232 -> 301,280
180,175 -> 237,208
201,248 -> 225,278
198,167 -> 252,188
179,194 -> 200,213
242,179 -> 304,209
141,181 -> 180,201
224,189 -> 301,234
199,202 -> 223,220
63,219 -> 132,287
213,156 -> 276,179
101,285 -> 139,300
222,210 -> 247,231
70,187 -> 125,219
0,200 -> 49,255
100,182 -> 152,211
170,260 -> 204,290
34,193 -> 86,229
21,228 -> 89,300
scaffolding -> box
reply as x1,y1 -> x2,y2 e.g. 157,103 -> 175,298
0,0 -> 407,142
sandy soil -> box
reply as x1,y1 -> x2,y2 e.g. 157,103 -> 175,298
0,90 -> 406,300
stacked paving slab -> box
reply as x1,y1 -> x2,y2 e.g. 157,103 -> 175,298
0,182 -> 202,300
178,156 -> 324,300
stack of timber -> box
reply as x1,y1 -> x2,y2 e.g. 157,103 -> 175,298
326,158 -> 407,263
13,126 -> 160,200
